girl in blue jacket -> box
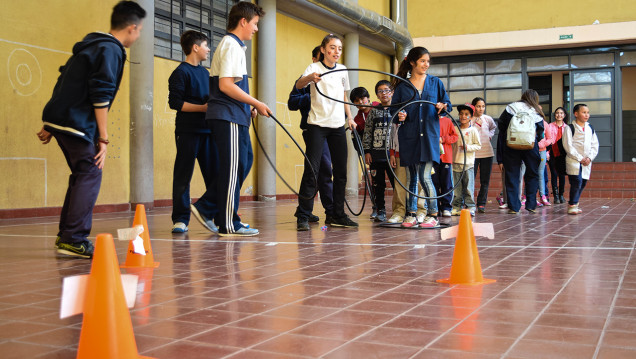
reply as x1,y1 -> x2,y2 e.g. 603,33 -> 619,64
391,47 -> 452,228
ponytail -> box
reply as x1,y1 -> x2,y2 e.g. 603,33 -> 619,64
392,46 -> 430,90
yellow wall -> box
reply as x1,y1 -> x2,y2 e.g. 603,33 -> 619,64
0,0 -> 131,210
359,0 -> 390,18
409,0 -> 636,37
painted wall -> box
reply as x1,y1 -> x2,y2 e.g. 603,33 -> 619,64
409,0 -> 636,37
0,0 -> 131,210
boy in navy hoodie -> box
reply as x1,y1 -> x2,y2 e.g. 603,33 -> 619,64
168,30 -> 215,234
37,1 -> 146,258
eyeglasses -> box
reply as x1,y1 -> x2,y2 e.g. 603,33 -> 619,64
377,89 -> 392,94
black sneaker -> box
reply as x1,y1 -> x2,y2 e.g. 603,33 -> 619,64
325,215 -> 335,225
297,218 -> 310,231
331,215 -> 358,228
55,236 -> 61,248
477,206 -> 486,213
375,210 -> 387,222
308,214 -> 320,223
57,240 -> 94,259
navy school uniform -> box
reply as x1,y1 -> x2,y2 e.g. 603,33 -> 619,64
193,33 -> 253,234
168,62 -> 217,225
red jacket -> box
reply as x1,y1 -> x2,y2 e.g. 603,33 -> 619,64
440,116 -> 458,163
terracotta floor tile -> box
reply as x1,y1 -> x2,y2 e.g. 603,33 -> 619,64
2,198 -> 636,357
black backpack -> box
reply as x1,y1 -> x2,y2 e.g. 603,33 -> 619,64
554,123 -> 595,156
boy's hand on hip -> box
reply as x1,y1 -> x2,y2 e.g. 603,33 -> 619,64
37,127 -> 52,144
94,142 -> 107,169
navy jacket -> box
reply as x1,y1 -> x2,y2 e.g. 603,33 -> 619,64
168,62 -> 211,134
391,75 -> 451,166
287,79 -> 311,130
42,32 -> 126,143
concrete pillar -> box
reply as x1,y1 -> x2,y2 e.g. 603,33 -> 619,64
129,0 -> 154,208
257,0 -> 277,201
344,32 -> 360,196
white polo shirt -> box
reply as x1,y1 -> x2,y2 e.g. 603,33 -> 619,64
302,61 -> 350,128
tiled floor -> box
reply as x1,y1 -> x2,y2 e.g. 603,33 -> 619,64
1,197 -> 636,358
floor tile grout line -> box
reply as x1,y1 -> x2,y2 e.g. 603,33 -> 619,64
592,202 -> 636,359
499,201 -> 633,358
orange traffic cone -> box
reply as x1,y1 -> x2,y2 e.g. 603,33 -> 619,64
437,209 -> 496,285
121,204 -> 159,268
77,234 -> 154,359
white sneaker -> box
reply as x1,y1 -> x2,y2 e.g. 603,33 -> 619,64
387,214 -> 404,223
416,212 -> 426,223
442,210 -> 452,217
419,216 -> 439,228
401,215 -> 418,227
499,203 -> 508,209
172,222 -> 188,233
451,208 -> 462,216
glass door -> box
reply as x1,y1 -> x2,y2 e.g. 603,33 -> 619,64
569,69 -> 614,162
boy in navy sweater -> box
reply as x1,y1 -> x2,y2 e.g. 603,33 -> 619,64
168,30 -> 215,233
37,1 -> 146,258
190,2 -> 270,236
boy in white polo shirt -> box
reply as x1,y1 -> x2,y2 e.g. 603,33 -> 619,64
190,2 -> 271,236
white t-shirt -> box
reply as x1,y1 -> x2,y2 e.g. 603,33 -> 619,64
302,62 -> 350,128
211,34 -> 247,81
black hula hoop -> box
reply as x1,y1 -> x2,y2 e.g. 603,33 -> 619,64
344,127 -> 375,216
251,113 -> 319,201
315,68 -> 418,109
384,99 -> 467,201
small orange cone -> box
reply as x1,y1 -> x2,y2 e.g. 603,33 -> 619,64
121,204 -> 159,268
77,234 -> 154,359
437,209 -> 496,285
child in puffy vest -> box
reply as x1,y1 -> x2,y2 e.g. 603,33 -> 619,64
562,104 -> 599,215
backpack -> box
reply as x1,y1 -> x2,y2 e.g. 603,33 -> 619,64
555,123 -> 595,155
506,104 -> 537,150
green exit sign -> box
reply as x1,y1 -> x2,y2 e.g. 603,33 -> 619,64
559,34 -> 573,40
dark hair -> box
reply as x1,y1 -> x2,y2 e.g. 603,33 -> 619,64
227,1 -> 265,32
375,80 -> 392,94
180,30 -> 209,55
392,46 -> 430,89
471,97 -> 486,107
553,106 -> 569,124
311,46 -> 321,59
350,87 -> 370,102
318,34 -> 341,61
520,89 -> 546,121
573,103 -> 588,114
111,1 -> 146,30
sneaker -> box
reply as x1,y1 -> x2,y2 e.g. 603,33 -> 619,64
370,208 -> 377,219
537,201 -> 544,207
387,214 -> 404,223
218,227 -> 260,237
55,236 -> 61,248
331,215 -> 358,228
499,203 -> 508,209
325,214 -> 335,225
540,195 -> 552,206
507,209 -> 518,214
521,195 -> 526,205
568,205 -> 580,215
496,195 -> 505,207
416,212 -> 426,223
527,208 -> 537,213
451,208 -> 461,216
297,218 -> 310,231
308,214 -> 320,223
57,240 -> 94,259
401,214 -> 418,228
419,216 -> 439,228
469,208 -> 475,216
240,222 -> 250,229
442,210 -> 452,217
477,206 -> 486,213
172,222 -> 188,233
375,210 -> 387,222
190,204 -> 218,233
559,195 -> 566,204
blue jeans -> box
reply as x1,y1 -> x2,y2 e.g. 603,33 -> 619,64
538,151 -> 547,196
406,162 -> 438,214
568,166 -> 588,205
452,168 -> 475,209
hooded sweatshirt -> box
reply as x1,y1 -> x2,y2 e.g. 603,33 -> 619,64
42,32 -> 126,143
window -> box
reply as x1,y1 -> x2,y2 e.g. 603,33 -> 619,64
154,0 -> 233,66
